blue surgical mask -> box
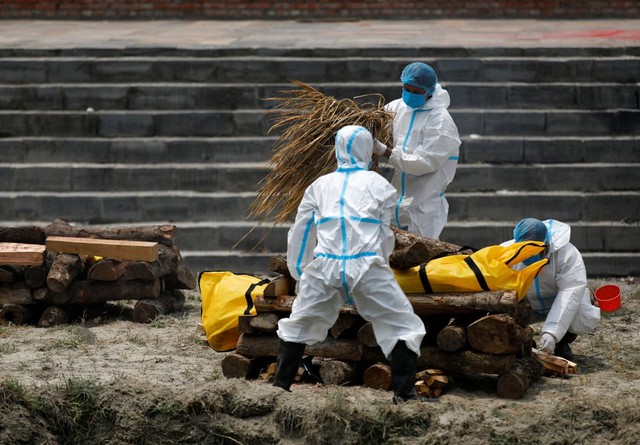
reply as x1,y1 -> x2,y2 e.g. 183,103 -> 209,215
402,89 -> 426,109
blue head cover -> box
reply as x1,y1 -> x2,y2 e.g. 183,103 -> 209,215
513,218 -> 549,265
513,218 -> 549,243
400,62 -> 437,95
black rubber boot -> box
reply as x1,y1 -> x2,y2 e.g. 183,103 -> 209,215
390,340 -> 419,403
273,339 -> 306,391
554,332 -> 578,361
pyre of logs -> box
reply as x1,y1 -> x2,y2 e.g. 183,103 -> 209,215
0,220 -> 196,327
222,247 -> 544,400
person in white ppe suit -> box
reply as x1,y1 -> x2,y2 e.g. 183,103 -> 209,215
501,218 -> 600,360
374,62 -> 461,239
274,125 -> 427,403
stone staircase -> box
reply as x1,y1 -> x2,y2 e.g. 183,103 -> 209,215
1,47 -> 639,277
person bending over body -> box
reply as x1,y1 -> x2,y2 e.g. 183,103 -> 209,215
502,218 -> 600,360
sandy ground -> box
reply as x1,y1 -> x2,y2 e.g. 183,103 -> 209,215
1,277 -> 639,444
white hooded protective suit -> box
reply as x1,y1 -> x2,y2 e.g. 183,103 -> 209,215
384,84 -> 461,239
502,219 -> 601,341
278,125 -> 426,358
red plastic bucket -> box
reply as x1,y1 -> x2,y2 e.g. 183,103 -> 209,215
594,284 -> 621,312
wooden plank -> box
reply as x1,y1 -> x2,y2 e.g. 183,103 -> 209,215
532,348 -> 578,375
46,236 -> 159,262
0,242 -> 46,265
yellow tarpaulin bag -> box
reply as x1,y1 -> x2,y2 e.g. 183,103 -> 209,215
199,271 -> 270,352
394,241 -> 549,300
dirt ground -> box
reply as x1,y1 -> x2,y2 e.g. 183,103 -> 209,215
1,276 -> 639,445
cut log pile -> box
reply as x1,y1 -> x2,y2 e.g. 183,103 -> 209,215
221,231 -> 546,399
0,219 -> 196,327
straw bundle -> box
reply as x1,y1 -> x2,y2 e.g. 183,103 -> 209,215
250,81 -> 394,226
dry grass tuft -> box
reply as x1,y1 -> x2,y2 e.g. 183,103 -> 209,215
249,81 -> 394,227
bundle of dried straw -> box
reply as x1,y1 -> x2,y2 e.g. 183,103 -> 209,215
249,81 -> 394,226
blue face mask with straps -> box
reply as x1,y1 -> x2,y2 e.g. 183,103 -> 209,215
402,89 -> 426,109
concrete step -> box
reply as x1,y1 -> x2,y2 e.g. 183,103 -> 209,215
172,221 -> 640,253
180,250 -> 640,278
1,136 -> 639,164
0,136 -> 276,163
1,56 -> 639,83
0,82 -> 636,110
1,163 -> 638,193
1,109 -> 639,138
2,46 -> 640,58
461,136 -> 640,164
0,191 -> 637,224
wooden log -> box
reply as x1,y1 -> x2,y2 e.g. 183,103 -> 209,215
263,276 -> 291,297
46,236 -> 159,262
422,315 -> 451,346
250,313 -> 279,334
132,289 -> 185,323
417,346 -> 516,376
0,304 -> 36,325
38,305 -> 71,328
436,320 -> 467,352
408,291 -> 525,319
0,267 -> 15,283
390,226 -> 474,269
221,353 -> 256,379
357,322 -> 378,348
238,314 -> 257,334
24,265 -> 49,289
0,282 -> 34,305
46,253 -> 85,293
268,255 -> 291,278
254,291 -> 524,320
389,242 -> 430,271
163,264 -> 197,290
37,279 -> 162,305
0,225 -> 46,244
319,360 -> 355,386
44,219 -> 176,248
467,314 -> 532,355
0,242 -> 46,266
122,245 -> 179,281
362,363 -> 392,390
330,313 -> 360,339
496,354 -> 544,399
88,259 -> 130,281
236,333 -> 364,362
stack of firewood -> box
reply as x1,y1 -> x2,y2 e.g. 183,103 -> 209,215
222,249 -> 544,400
0,219 -> 196,327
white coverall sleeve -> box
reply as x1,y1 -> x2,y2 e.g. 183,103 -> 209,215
388,128 -> 459,176
378,184 -> 398,262
286,187 -> 317,281
541,247 -> 588,341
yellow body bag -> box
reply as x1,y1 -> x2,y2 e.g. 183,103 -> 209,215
393,241 -> 549,300
199,271 -> 270,352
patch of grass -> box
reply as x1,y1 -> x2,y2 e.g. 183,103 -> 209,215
0,377 -> 28,404
275,389 -> 430,445
146,399 -> 185,418
0,326 -> 12,338
0,342 -> 17,355
204,369 -> 223,382
126,332 -> 147,346
39,325 -> 95,351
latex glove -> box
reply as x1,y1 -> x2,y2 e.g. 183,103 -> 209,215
539,333 -> 556,353
373,139 -> 388,156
